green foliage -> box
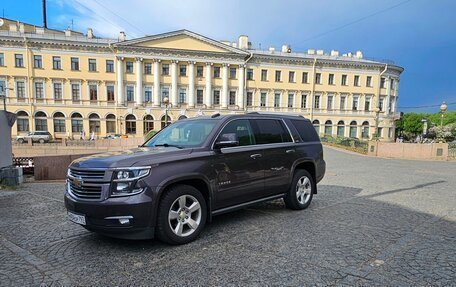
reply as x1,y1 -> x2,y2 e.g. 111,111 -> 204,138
396,111 -> 456,140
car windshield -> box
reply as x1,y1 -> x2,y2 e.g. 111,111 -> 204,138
144,119 -> 218,148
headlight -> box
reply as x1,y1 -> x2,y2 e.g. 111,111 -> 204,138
111,167 -> 150,197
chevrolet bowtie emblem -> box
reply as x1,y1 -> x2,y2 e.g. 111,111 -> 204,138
73,178 -> 83,188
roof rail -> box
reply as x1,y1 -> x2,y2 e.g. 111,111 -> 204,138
211,113 -> 220,118
245,111 -> 304,117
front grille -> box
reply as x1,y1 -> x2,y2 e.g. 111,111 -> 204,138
68,168 -> 106,200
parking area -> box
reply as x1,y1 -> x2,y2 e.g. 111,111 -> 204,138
0,147 -> 455,286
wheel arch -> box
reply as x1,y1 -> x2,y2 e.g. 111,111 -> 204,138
292,160 -> 317,194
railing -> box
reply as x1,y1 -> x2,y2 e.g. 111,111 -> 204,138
12,157 -> 34,174
449,142 -> 456,159
320,136 -> 369,154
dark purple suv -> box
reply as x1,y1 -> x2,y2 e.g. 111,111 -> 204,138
65,113 -> 325,244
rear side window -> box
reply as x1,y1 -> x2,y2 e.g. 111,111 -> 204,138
251,119 -> 292,144
290,119 -> 320,142
217,119 -> 255,146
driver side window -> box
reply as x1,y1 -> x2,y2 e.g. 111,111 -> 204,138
217,119 -> 255,146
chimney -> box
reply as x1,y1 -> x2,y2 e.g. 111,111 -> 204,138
65,29 -> 72,37
87,28 -> 94,39
19,23 -> 25,33
238,35 -> 249,50
330,50 -> 339,56
355,50 -> 363,58
281,44 -> 289,53
269,47 -> 275,53
119,31 -> 126,41
9,23 -> 18,32
307,49 -> 315,55
316,49 -> 324,55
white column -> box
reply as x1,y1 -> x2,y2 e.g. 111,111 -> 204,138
116,56 -> 124,105
385,76 -> 391,114
238,65 -> 245,108
153,59 -> 160,106
135,57 -> 143,106
171,60 -> 178,106
221,64 -> 229,109
188,61 -> 195,107
205,63 -> 212,108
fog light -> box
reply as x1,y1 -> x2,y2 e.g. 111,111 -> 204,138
119,218 -> 130,225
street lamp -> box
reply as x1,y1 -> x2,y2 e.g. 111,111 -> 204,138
440,101 -> 447,128
163,96 -> 170,128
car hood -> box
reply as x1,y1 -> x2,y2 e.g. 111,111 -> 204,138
70,147 -> 193,169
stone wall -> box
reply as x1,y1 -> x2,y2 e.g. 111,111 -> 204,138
368,141 -> 450,161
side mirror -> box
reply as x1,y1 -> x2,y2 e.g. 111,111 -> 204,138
214,133 -> 239,149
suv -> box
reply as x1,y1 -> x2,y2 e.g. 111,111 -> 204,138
65,114 -> 325,244
17,131 -> 52,143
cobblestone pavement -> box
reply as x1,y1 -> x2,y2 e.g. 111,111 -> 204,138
0,147 -> 455,286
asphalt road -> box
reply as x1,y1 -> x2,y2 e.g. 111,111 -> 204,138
0,147 -> 455,286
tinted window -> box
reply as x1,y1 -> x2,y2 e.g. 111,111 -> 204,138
290,119 -> 320,142
217,119 -> 254,146
252,119 -> 292,144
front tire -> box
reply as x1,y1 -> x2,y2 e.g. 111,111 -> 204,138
156,184 -> 207,245
38,138 -> 45,144
18,138 -> 24,144
284,170 -> 314,210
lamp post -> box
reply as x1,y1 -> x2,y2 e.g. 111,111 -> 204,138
163,96 -> 170,128
440,101 -> 447,128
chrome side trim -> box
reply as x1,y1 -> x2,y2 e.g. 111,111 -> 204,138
211,194 -> 284,216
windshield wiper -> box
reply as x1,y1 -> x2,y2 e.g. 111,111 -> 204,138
154,143 -> 184,149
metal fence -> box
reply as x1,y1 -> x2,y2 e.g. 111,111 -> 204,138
320,136 -> 369,154
12,157 -> 34,174
449,142 -> 456,159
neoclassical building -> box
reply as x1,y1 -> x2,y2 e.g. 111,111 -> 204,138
0,18 -> 403,141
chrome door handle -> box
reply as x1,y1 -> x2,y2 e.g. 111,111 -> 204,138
250,154 -> 262,159
286,149 -> 295,154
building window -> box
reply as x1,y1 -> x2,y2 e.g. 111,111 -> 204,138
89,84 -> 98,101
0,53 -> 4,66
71,83 -> 80,101
352,96 -> 359,111
379,97 -> 384,111
161,87 -> 169,102
313,120 -> 320,134
246,69 -> 254,80
15,54 -> 24,67
213,66 -> 220,78
261,69 -> 267,81
35,112 -> 48,131
328,74 -> 334,85
340,96 -> 346,110
71,113 -> 83,133
341,74 -> 347,86
144,86 -> 152,102
161,115 -> 172,128
362,121 -> 369,139
324,120 -> 332,136
314,95 -> 320,109
16,111 -> 29,132
229,91 -> 236,106
144,62 -> 152,75
301,94 -> 307,108
354,75 -> 360,86
71,57 -> 79,71
53,112 -> 66,132
53,82 -> 62,100
365,97 -> 371,111
196,65 -> 204,77
34,55 -> 42,68
390,78 -> 395,89
327,95 -> 334,110
366,76 -> 372,87
179,88 -> 187,104
287,93 -> 294,108
230,67 -> 236,79
106,60 -> 114,73
275,70 -> 281,82
16,81 -> 26,99
260,92 -> 267,107
274,93 -> 280,108
126,61 -> 134,73
125,115 -> 136,134
246,91 -> 253,106
88,59 -> 97,72
302,72 -> 308,83
89,114 -> 101,133
337,121 -> 345,137
143,115 -> 154,134
179,65 -> 187,76
52,56 -> 61,70
315,73 -> 321,84
106,114 -> 116,134
107,85 -> 115,102
380,77 -> 386,88
349,121 -> 357,138
288,71 -> 295,83
162,64 -> 170,75
196,89 -> 203,104
213,90 -> 220,105
126,86 -> 134,102
34,82 -> 44,99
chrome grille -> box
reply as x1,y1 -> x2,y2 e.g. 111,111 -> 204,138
68,180 -> 102,200
68,168 -> 106,200
69,169 -> 105,180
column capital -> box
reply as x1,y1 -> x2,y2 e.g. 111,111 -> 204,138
222,63 -> 230,67
116,56 -> 124,61
135,57 -> 143,62
206,62 -> 213,66
171,60 -> 179,64
238,64 -> 246,68
153,59 -> 161,63
188,61 -> 196,65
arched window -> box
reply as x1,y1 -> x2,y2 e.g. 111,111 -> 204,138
312,120 -> 320,135
143,115 -> 154,134
89,113 -> 100,133
349,121 -> 358,138
337,120 -> 345,137
35,111 -> 48,131
125,114 -> 136,134
178,115 -> 188,120
362,121 -> 370,139
324,120 -> 332,136
16,111 -> 29,132
71,113 -> 83,133
106,114 -> 116,134
161,115 -> 172,129
53,112 -> 66,132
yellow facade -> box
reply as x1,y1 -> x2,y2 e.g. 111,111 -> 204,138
0,18 -> 403,141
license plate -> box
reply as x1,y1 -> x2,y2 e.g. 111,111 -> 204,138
68,211 -> 86,225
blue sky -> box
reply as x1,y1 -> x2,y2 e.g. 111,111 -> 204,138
1,0 -> 455,113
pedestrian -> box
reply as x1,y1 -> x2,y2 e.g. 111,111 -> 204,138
81,130 -> 86,140
90,131 -> 95,141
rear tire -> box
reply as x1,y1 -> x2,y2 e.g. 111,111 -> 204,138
39,138 -> 45,144
18,138 -> 24,144
156,184 -> 207,245
284,170 -> 314,210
